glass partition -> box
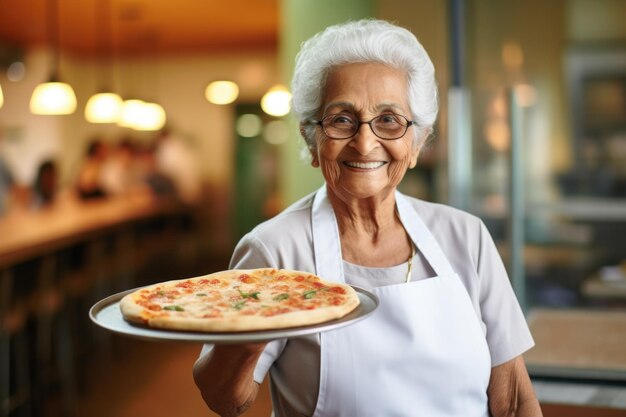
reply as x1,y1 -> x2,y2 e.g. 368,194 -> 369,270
462,0 -> 626,381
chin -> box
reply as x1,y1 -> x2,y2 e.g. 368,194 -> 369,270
338,183 -> 393,200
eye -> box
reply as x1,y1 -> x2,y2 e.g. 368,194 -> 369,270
328,114 -> 356,127
377,114 -> 402,125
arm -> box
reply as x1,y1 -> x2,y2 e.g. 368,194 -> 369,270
193,343 -> 267,417
488,355 -> 542,417
194,227 -> 286,415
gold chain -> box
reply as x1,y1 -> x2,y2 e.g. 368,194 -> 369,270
405,244 -> 416,283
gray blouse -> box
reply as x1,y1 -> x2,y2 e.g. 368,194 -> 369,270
201,190 -> 534,417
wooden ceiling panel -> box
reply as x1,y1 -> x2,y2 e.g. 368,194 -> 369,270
0,0 -> 279,57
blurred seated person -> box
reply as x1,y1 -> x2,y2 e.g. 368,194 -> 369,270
101,139 -> 140,196
0,131 -> 30,215
155,128 -> 202,205
76,139 -> 108,200
0,148 -> 16,215
31,159 -> 58,209
136,144 -> 177,199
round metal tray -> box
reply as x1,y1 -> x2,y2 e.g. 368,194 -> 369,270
90,286 -> 378,343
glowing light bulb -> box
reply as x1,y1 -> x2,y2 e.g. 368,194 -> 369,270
30,81 -> 77,115
118,99 -> 146,128
261,85 -> 291,117
205,81 -> 239,105
133,102 -> 167,131
85,92 -> 123,123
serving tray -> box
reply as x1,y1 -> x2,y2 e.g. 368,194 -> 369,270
90,286 -> 378,343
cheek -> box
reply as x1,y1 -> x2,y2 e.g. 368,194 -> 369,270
316,139 -> 342,181
321,164 -> 341,186
387,143 -> 415,180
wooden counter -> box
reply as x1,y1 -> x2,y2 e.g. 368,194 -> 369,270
526,308 -> 626,379
0,191 -> 202,417
0,192 -> 185,269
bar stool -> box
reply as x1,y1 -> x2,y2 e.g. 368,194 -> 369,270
61,238 -> 118,391
30,254 -> 78,417
61,245 -> 95,380
81,238 -> 116,367
1,268 -> 32,417
110,228 -> 137,293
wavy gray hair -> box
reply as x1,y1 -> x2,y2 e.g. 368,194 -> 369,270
292,19 -> 439,152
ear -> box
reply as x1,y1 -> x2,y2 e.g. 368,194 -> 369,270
409,130 -> 430,168
299,123 -> 308,139
310,149 -> 320,168
409,145 -> 421,169
300,122 -> 320,168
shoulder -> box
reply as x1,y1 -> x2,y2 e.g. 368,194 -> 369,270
403,195 -> 484,237
247,192 -> 314,243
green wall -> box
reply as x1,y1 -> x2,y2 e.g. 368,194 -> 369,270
278,0 -> 375,205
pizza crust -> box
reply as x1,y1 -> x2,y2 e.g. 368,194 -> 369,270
119,268 -> 360,332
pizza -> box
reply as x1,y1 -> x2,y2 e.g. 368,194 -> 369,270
119,268 -> 360,332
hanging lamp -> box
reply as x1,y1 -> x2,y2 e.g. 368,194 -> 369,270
118,99 -> 145,128
115,25 -> 167,131
261,85 -> 291,117
30,0 -> 77,115
132,102 -> 166,131
205,80 -> 239,105
85,92 -> 123,123
85,0 -> 122,123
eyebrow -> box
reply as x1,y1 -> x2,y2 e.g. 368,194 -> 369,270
323,101 -> 407,115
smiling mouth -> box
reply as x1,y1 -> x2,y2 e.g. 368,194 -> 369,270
343,161 -> 387,169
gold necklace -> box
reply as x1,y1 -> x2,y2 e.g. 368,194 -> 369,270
395,206 -> 416,283
405,244 -> 416,283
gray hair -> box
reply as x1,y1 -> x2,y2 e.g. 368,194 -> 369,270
292,19 -> 439,152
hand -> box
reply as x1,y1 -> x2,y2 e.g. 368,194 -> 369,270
193,342 -> 268,417
212,342 -> 268,355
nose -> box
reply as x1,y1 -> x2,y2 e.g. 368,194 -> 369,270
350,123 -> 380,155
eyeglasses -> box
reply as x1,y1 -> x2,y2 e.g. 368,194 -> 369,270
313,113 -> 414,140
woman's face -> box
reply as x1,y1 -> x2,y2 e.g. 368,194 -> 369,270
310,62 -> 421,202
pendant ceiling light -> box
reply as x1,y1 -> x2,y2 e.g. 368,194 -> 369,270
118,99 -> 145,128
118,100 -> 166,131
85,0 -> 122,123
261,85 -> 291,117
205,81 -> 239,105
85,92 -> 123,123
30,0 -> 77,115
133,102 -> 167,131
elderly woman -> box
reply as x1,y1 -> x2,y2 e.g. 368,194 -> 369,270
194,19 -> 541,417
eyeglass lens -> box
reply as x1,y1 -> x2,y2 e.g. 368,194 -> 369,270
322,114 -> 409,139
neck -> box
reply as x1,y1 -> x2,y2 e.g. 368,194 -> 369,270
327,188 -> 397,239
327,187 -> 412,267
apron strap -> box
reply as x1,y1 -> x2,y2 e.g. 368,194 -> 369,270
312,186 -> 345,283
395,191 -> 456,277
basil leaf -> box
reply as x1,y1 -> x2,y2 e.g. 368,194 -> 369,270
196,293 -> 207,296
303,287 -> 329,299
273,293 -> 289,301
163,305 -> 184,312
238,289 -> 261,300
232,301 -> 246,310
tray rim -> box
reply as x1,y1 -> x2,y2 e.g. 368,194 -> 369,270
89,285 -> 379,343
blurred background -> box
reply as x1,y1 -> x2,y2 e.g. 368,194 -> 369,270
0,0 -> 625,416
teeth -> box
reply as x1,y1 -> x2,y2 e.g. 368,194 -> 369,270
344,161 -> 385,169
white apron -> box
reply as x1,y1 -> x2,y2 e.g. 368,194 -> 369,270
310,187 -> 491,417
